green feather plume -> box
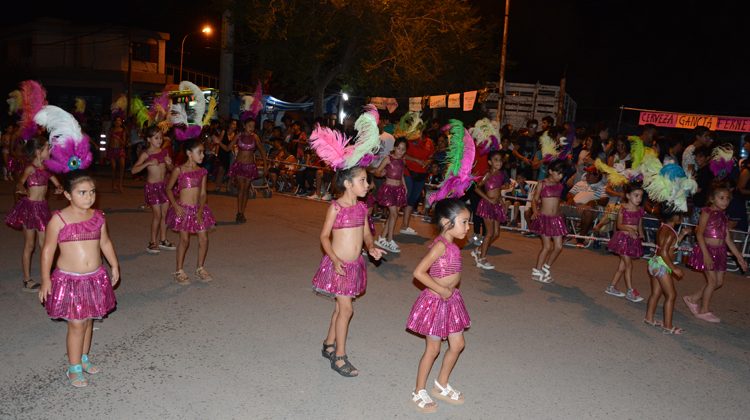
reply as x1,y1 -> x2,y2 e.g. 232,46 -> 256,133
129,97 -> 149,129
445,120 -> 465,177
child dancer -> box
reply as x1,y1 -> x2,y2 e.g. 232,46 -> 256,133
374,138 -> 408,253
472,151 -> 508,270
644,211 -> 692,334
529,160 -> 568,283
684,185 -> 747,323
39,172 -> 118,387
310,105 -> 384,377
5,136 -> 62,292
165,138 -> 216,285
605,184 -> 646,302
108,116 -> 127,192
229,118 -> 267,223
408,198 -> 471,413
131,126 -> 175,254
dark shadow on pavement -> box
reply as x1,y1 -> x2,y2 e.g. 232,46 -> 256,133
478,270 -> 522,296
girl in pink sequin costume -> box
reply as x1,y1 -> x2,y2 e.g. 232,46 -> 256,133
229,119 -> 267,224
5,136 -> 63,292
107,116 -> 127,192
373,138 -> 408,253
529,160 -> 569,283
131,126 -> 176,254
165,138 -> 216,285
313,167 -> 386,377
684,186 -> 747,323
472,151 -> 509,270
407,198 -> 471,413
39,172 -> 119,388
604,184 -> 646,302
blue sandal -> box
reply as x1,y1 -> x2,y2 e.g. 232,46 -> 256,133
81,354 -> 100,374
66,364 -> 88,388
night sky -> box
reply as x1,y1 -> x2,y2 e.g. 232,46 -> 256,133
7,0 -> 749,122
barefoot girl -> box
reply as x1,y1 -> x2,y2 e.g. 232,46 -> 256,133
107,116 -> 127,192
408,198 -> 471,413
374,138 -> 408,253
472,150 -> 509,270
529,160 -> 568,283
229,118 -> 267,223
684,185 -> 747,323
39,172 -> 118,387
5,136 -> 62,292
166,138 -> 216,285
605,184 -> 646,302
131,125 -> 175,254
644,211 -> 692,334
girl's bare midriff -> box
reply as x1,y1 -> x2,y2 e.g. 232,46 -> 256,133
332,227 -> 364,262
56,240 -> 102,273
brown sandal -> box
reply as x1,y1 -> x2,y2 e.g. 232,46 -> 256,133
173,270 -> 190,285
195,267 -> 213,283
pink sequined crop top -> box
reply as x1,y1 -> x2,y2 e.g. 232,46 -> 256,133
56,210 -> 104,243
540,181 -> 563,198
149,148 -> 169,164
237,133 -> 258,151
177,168 -> 207,190
384,157 -> 405,180
620,207 -> 645,225
484,171 -> 506,192
331,201 -> 367,230
26,167 -> 52,187
701,207 -> 728,239
428,236 -> 461,279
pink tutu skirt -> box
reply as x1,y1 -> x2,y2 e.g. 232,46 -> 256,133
45,266 -> 116,320
476,198 -> 507,223
166,203 -> 216,233
144,181 -> 168,206
376,183 -> 407,207
406,288 -> 471,339
312,255 -> 367,298
5,198 -> 50,231
530,214 -> 568,237
607,231 -> 644,258
689,243 -> 727,272
7,156 -> 26,176
229,161 -> 258,180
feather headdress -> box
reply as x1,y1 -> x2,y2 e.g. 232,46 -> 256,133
643,163 -> 697,212
470,118 -> 500,155
240,82 -> 263,122
309,105 -> 381,170
428,119 -> 476,204
20,80 -> 47,140
170,81 -> 205,141
394,112 -> 424,139
709,143 -> 734,180
129,97 -> 149,129
34,105 -> 92,173
202,96 -> 217,126
594,159 -> 628,186
7,90 -> 22,116
538,131 -> 567,163
111,94 -> 127,120
73,97 -> 86,125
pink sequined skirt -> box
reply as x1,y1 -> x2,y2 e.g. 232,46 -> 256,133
406,288 -> 471,339
376,184 -> 407,207
476,198 -> 507,223
45,266 -> 116,320
7,156 -> 26,176
529,214 -> 568,237
607,231 -> 644,258
144,181 -> 168,206
312,254 -> 367,298
5,198 -> 50,231
689,243 -> 727,272
166,203 -> 216,233
229,161 -> 258,180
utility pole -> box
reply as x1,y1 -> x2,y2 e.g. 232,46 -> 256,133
219,9 -> 234,119
497,0 -> 510,124
126,30 -> 133,128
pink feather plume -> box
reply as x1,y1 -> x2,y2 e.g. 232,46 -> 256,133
310,124 -> 353,170
149,92 -> 171,124
249,81 -> 263,119
174,125 -> 202,141
20,80 -> 47,140
44,136 -> 93,173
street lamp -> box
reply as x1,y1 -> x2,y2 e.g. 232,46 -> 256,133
179,25 -> 213,81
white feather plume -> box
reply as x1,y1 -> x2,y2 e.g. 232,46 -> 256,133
33,105 -> 83,145
179,81 -> 205,125
169,103 -> 188,126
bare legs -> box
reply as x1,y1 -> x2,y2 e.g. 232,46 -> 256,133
324,296 -> 357,375
402,205 -> 414,230
175,230 -> 209,271
535,236 -> 563,269
416,333 -> 465,391
609,256 -> 633,290
383,205 -> 399,241
111,156 -> 125,192
686,271 -> 724,314
215,165 -> 227,191
197,231 -> 209,268
645,273 -> 677,329
22,229 -> 43,281
150,204 -> 169,244
236,177 -> 250,218
66,319 -> 93,366
479,220 -> 499,259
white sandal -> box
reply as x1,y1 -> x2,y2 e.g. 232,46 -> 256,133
412,389 -> 438,413
431,380 -> 464,405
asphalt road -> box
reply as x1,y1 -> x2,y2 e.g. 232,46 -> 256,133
1,176 -> 748,419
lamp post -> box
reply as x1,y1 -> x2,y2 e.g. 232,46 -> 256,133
179,25 -> 212,81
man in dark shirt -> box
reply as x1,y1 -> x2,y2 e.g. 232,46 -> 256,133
513,119 -> 538,179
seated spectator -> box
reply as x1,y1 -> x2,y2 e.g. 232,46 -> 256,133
268,139 -> 297,191
422,162 -> 445,220
564,167 -> 608,246
508,173 -> 530,227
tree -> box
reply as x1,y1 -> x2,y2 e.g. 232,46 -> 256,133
237,0 -> 493,117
